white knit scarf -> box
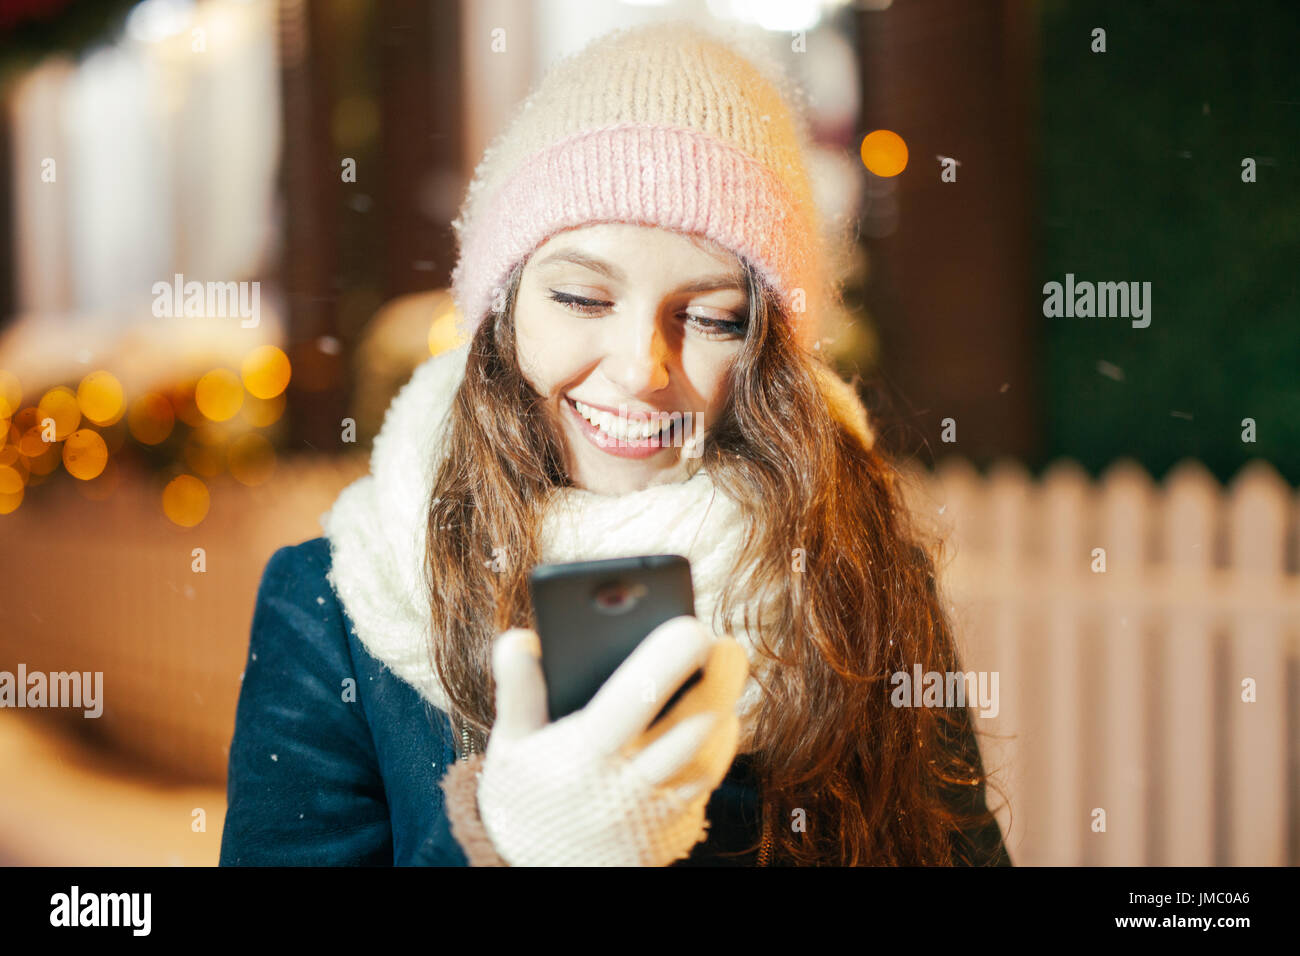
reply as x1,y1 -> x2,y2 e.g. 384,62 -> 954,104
321,343 -> 874,753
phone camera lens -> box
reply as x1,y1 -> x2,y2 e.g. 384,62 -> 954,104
591,580 -> 647,615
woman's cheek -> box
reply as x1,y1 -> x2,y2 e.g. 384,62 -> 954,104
686,347 -> 739,412
513,306 -> 550,391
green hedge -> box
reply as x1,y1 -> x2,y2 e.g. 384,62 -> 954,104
1037,0 -> 1300,484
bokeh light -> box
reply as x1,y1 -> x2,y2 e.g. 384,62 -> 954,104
162,474 -> 210,527
429,307 -> 467,356
860,129 -> 909,177
0,486 -> 21,514
0,426 -> 21,467
128,393 -> 176,445
240,345 -> 291,399
2,454 -> 29,486
77,371 -> 125,426
12,406 -> 38,434
195,368 -> 244,421
37,386 -> 81,439
0,463 -> 22,494
24,442 -> 61,476
229,433 -> 276,486
0,370 -> 19,419
62,428 -> 109,480
18,425 -> 48,457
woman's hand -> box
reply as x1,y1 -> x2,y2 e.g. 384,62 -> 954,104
476,616 -> 749,866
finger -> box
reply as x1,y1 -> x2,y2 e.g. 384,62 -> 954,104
579,616 -> 712,756
635,711 -> 741,797
646,637 -> 750,732
675,712 -> 742,803
624,711 -> 718,788
490,628 -> 548,744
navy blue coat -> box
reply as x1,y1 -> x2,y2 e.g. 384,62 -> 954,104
219,537 -> 1012,866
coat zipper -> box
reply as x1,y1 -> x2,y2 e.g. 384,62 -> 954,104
460,712 -> 771,865
457,713 -> 477,761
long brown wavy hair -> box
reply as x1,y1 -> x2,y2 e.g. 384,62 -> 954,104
426,255 -> 1007,865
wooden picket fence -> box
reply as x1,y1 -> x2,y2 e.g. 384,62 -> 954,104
898,456 -> 1299,866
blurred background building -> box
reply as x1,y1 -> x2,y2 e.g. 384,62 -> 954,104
0,0 -> 1296,865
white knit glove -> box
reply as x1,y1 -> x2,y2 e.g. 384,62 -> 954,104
477,616 -> 749,866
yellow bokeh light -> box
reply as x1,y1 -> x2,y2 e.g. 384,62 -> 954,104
37,386 -> 80,439
0,463 -> 22,494
128,393 -> 176,445
3,455 -> 29,486
162,474 -> 210,527
241,345 -> 292,399
24,442 -> 61,476
77,371 -> 124,425
0,487 -> 22,514
241,391 -> 286,428
18,425 -> 48,458
62,428 -> 108,480
0,429 -> 20,467
12,407 -> 38,435
860,129 -> 909,177
195,369 -> 244,421
229,433 -> 276,486
429,308 -> 467,356
0,370 -> 19,419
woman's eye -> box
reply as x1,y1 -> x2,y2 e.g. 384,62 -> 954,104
547,290 -> 609,315
685,313 -> 747,339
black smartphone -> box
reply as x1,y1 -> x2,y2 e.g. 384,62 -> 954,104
529,554 -> 704,727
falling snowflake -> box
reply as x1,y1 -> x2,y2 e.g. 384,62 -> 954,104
1096,360 -> 1124,381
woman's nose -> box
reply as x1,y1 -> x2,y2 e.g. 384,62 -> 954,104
604,319 -> 670,395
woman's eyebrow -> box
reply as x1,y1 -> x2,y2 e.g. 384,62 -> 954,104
534,250 -> 744,293
535,250 -> 625,281
673,274 -> 746,295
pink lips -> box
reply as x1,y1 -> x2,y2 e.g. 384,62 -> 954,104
562,396 -> 676,460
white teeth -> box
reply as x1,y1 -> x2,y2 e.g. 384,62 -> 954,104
571,399 -> 667,441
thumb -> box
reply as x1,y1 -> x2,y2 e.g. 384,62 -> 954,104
489,628 -> 549,744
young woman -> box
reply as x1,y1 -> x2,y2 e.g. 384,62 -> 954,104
220,20 -> 1011,867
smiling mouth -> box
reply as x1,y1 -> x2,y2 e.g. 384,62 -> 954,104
562,395 -> 690,457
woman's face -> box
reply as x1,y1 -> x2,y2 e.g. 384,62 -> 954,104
514,223 -> 748,495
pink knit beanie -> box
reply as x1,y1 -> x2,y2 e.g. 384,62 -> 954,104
449,20 -> 833,350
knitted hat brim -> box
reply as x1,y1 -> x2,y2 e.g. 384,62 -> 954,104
450,122 -> 822,349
